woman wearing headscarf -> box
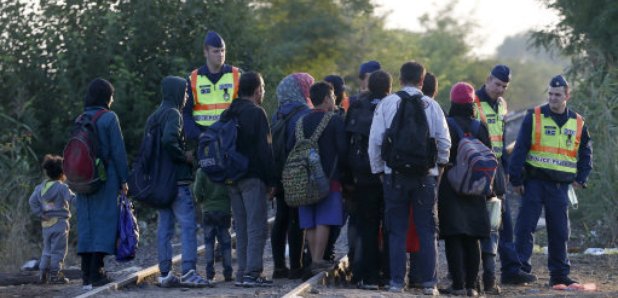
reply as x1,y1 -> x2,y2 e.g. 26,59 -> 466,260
75,78 -> 129,289
439,82 -> 492,296
270,73 -> 314,279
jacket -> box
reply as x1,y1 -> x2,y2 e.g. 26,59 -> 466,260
368,86 -> 451,176
509,104 -> 592,186
223,98 -> 276,187
149,76 -> 193,183
438,116 -> 492,238
29,180 -> 74,220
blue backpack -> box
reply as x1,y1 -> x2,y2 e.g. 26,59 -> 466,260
446,118 -> 498,196
198,115 -> 248,185
116,193 -> 139,262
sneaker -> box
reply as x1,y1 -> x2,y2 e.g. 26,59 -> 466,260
234,280 -> 244,287
388,284 -> 404,293
272,267 -> 289,279
447,288 -> 467,296
242,275 -> 273,287
48,271 -> 69,284
501,270 -> 537,285
549,276 -> 578,287
360,282 -> 379,290
484,277 -> 501,295
180,270 -> 212,288
422,287 -> 439,296
82,284 -> 93,291
158,272 -> 179,288
38,271 -> 48,284
467,288 -> 479,297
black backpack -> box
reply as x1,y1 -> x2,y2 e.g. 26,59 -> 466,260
128,109 -> 178,208
345,94 -> 378,174
381,91 -> 437,176
271,105 -> 306,180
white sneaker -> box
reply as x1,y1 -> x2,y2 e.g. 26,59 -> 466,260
422,287 -> 439,296
158,272 -> 179,288
82,284 -> 93,291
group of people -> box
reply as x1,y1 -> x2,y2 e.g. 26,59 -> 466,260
28,30 -> 592,296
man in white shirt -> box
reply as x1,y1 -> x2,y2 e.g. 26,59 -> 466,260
368,61 -> 450,295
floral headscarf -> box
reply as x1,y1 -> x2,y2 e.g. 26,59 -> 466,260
276,73 -> 315,108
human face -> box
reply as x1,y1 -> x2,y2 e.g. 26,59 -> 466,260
204,46 -> 226,70
485,76 -> 509,100
548,86 -> 569,114
255,77 -> 265,105
324,90 -> 336,111
181,84 -> 188,109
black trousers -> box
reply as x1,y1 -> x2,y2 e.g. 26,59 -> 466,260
271,192 -> 304,270
444,235 -> 481,289
80,252 -> 105,285
355,183 -> 388,284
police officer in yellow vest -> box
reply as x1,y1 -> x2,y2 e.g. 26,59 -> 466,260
476,65 -> 536,293
183,31 -> 241,142
509,75 -> 592,287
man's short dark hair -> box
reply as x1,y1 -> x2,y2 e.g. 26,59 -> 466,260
42,154 -> 63,180
309,81 -> 333,107
421,72 -> 438,98
400,61 -> 426,86
368,70 -> 392,99
238,71 -> 262,98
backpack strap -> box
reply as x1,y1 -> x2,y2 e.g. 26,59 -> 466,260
447,117 -> 466,140
91,109 -> 108,123
309,112 -> 335,144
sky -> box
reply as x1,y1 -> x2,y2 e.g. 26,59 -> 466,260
374,0 -> 561,57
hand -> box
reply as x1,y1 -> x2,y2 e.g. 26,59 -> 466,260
267,187 -> 276,200
572,181 -> 584,189
121,183 -> 129,196
185,150 -> 195,164
513,185 -> 525,195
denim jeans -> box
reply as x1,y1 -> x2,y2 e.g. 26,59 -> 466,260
157,185 -> 197,275
203,211 -> 233,279
383,174 -> 438,288
228,178 -> 268,280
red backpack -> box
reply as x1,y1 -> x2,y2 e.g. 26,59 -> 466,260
63,109 -> 108,195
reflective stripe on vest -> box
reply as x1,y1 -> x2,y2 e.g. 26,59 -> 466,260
474,96 -> 506,157
190,67 -> 240,126
526,106 -> 583,174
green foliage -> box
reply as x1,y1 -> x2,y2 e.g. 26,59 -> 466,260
532,0 -> 618,245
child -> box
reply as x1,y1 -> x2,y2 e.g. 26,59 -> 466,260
29,154 -> 75,284
193,168 -> 233,283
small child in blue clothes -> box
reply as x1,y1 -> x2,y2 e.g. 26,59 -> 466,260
28,154 -> 75,284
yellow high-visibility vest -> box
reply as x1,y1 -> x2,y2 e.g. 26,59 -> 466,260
475,96 -> 507,158
190,67 -> 240,127
526,106 -> 583,174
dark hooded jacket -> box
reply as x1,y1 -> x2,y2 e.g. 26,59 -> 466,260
222,98 -> 276,187
148,76 -> 193,183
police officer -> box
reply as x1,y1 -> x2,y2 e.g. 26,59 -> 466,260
475,65 -> 536,293
509,75 -> 592,287
183,31 -> 241,142
182,31 -> 241,282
